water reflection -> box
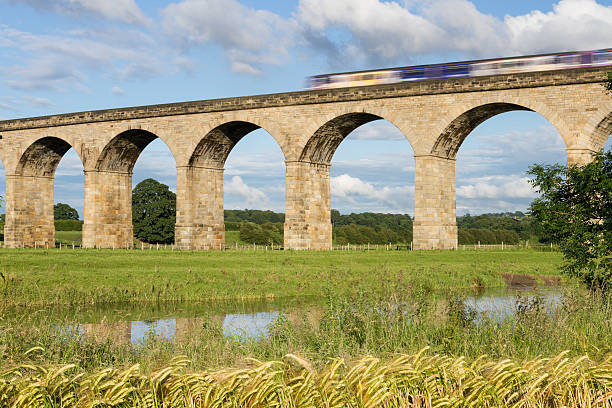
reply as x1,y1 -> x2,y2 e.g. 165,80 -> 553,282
60,286 -> 564,345
464,288 -> 562,320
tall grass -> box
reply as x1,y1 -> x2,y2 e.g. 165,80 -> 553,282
1,350 -> 611,407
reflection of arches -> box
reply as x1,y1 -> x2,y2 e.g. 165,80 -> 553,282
17,137 -> 76,177
96,130 -> 160,173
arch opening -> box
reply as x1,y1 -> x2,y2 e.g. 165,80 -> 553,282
7,137 -> 83,248
300,113 -> 382,164
190,121 -> 260,168
183,121 -> 285,250
53,148 -> 85,245
17,137 -> 73,177
594,111 -> 612,152
432,103 -> 532,158
329,119 -> 416,247
452,109 -> 568,248
96,130 -> 158,173
290,112 -> 414,250
87,129 -> 177,248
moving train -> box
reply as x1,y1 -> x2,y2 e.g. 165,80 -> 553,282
306,49 -> 612,90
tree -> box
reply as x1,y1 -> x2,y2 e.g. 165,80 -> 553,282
528,151 -> 612,289
132,178 -> 176,244
54,203 -> 79,220
606,70 -> 612,93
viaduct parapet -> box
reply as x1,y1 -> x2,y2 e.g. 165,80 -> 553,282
0,67 -> 610,250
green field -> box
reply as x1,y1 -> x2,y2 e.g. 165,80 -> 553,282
0,248 -> 563,307
55,230 -> 83,244
1,246 -> 610,407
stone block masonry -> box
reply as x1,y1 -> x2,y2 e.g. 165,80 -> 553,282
0,67 -> 610,250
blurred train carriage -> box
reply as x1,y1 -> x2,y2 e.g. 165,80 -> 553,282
307,49 -> 612,90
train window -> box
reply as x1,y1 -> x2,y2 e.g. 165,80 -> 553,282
442,65 -> 469,77
311,78 -> 327,87
560,55 -> 577,64
362,74 -> 375,81
594,52 -> 612,63
400,68 -> 425,80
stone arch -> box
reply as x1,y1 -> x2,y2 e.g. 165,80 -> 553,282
430,99 -> 571,159
299,112 -> 410,164
16,136 -> 81,177
189,120 -> 287,167
190,121 -> 260,167
584,105 -> 612,152
95,129 -> 172,173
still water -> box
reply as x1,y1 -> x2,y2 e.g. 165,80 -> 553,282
43,286 -> 563,346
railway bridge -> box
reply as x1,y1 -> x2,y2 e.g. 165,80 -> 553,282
0,67 -> 610,250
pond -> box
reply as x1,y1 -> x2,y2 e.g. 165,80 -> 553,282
13,284 -> 563,346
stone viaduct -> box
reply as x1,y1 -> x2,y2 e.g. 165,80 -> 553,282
0,67 -> 610,250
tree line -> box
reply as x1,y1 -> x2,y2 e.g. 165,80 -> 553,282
225,208 -> 544,246
0,183 -> 546,246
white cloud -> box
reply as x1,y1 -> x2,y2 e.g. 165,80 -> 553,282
0,25 -> 164,90
225,176 -> 268,207
331,174 -> 413,212
347,120 -> 407,141
67,0 -> 151,25
111,86 -> 125,96
0,95 -> 54,113
505,0 -> 612,54
457,176 -> 537,199
297,0 -> 612,66
8,0 -> 151,25
161,0 -> 298,74
297,0 -> 445,65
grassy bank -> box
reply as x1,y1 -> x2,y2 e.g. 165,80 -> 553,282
0,248 -> 563,307
0,288 -> 611,407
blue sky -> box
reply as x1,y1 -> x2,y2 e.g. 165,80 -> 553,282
1,0 -> 612,218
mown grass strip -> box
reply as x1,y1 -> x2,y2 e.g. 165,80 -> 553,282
0,248 -> 563,307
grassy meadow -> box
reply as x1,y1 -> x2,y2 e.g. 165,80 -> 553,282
1,286 -> 611,406
3,246 -> 611,407
0,248 -> 563,307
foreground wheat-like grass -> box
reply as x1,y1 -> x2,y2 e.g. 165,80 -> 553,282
1,349 -> 611,407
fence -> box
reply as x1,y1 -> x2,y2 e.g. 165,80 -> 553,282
0,240 -> 559,252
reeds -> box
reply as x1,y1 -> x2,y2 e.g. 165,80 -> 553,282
1,350 -> 611,407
